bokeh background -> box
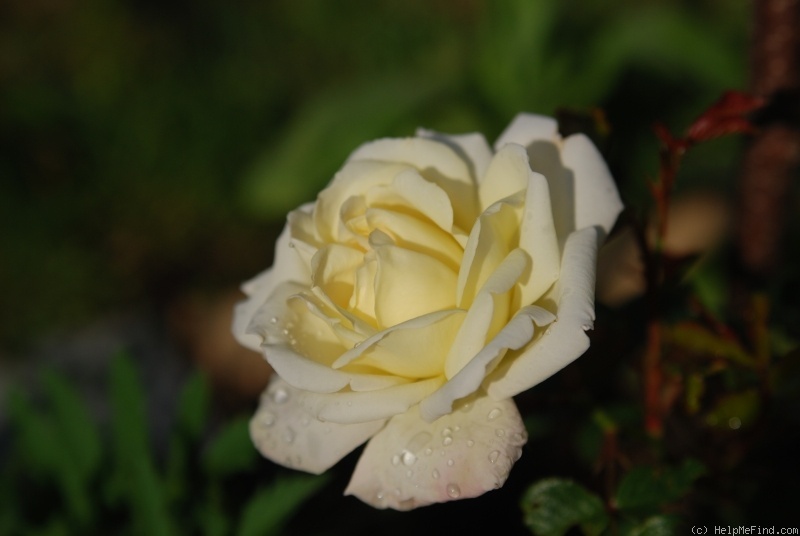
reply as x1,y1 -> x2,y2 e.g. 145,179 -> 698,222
2,0 -> 797,535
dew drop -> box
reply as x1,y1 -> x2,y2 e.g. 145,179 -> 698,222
467,440 -> 474,447
282,328 -> 289,336
272,388 -> 289,404
269,317 -> 278,324
446,483 -> 461,498
495,429 -> 505,438
488,450 -> 500,464
424,448 -> 433,456
392,454 -> 401,466
402,450 -> 417,466
460,402 -> 472,413
432,469 -> 440,480
454,425 -> 461,432
441,427 -> 452,437
376,491 -> 385,500
487,408 -> 502,421
442,436 -> 453,446
283,428 -> 295,444
260,412 -> 276,428
447,459 -> 454,467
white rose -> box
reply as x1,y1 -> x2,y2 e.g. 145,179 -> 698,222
233,114 -> 623,510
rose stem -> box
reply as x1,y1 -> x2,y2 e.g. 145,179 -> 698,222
738,0 -> 800,277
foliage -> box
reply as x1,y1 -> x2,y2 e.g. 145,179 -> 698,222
0,353 -> 328,536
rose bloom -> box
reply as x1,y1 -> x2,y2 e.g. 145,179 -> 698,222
233,114 -> 623,510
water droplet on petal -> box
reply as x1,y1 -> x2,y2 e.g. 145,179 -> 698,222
488,450 -> 500,464
432,469 -> 440,479
442,436 -> 453,446
402,450 -> 417,466
467,440 -> 474,447
441,427 -> 452,437
495,429 -> 505,437
487,408 -> 502,421
269,317 -> 278,324
272,388 -> 289,404
447,459 -> 454,467
392,454 -> 401,466
446,483 -> 461,498
454,426 -> 461,432
460,402 -> 472,412
261,412 -> 275,427
283,428 -> 295,444
424,448 -> 433,456
376,491 -> 385,500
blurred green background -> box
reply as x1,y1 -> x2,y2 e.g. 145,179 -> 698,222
6,0 -> 794,535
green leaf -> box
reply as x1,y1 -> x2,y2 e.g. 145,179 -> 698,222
705,389 -> 760,430
615,459 -> 706,514
521,478 -> 609,536
42,370 -> 102,483
175,371 -> 210,440
203,416 -> 257,477
236,474 -> 330,536
664,323 -> 755,367
622,515 -> 679,536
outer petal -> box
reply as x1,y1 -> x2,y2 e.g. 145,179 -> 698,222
250,377 -> 386,474
486,226 -> 599,399
415,129 -> 493,182
478,144 -> 531,211
421,305 -> 554,422
233,224 -> 311,353
345,396 -> 527,510
561,134 -> 624,238
493,114 -> 559,152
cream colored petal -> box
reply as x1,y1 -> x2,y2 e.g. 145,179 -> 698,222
445,248 -> 529,379
494,114 -> 559,152
373,245 -> 458,327
364,208 -> 463,271
420,305 -> 553,422
486,227 -> 599,399
348,138 -> 479,231
314,161 -> 409,242
416,129 -> 493,183
266,344 -> 411,393
250,377 -> 386,474
561,134 -> 624,238
296,376 -> 444,424
345,396 -> 526,510
233,223 -> 310,353
456,195 -> 522,309
517,171 -> 561,306
310,244 -> 362,308
478,144 -> 532,211
344,309 -> 466,379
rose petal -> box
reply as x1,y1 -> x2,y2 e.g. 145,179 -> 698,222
311,244 -> 363,308
561,134 -> 624,238
250,377 -> 386,474
342,309 -> 466,379
445,248 -> 529,379
345,395 -> 527,510
297,376 -> 445,424
486,226 -> 599,399
373,244 -> 458,327
517,171 -> 561,306
347,137 -> 479,231
456,195 -> 522,309
416,129 -> 493,184
478,143 -> 532,211
233,221 -> 311,352
420,305 -> 554,422
493,114 -> 559,152
315,161 -> 409,243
